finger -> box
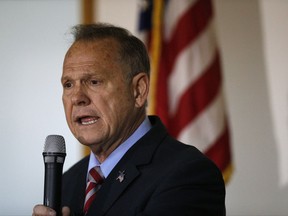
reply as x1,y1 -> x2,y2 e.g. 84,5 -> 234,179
62,206 -> 71,216
32,204 -> 56,216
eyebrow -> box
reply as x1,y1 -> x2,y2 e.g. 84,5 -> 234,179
61,73 -> 102,83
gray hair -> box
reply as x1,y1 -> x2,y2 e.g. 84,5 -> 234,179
70,23 -> 150,81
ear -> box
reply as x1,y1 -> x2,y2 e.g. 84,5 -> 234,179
132,72 -> 149,108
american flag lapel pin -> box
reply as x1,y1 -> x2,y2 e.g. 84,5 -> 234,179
116,170 -> 125,183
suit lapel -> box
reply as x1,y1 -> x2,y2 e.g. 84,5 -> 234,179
86,116 -> 167,216
87,162 -> 140,215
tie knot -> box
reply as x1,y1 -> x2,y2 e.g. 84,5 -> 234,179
88,166 -> 104,184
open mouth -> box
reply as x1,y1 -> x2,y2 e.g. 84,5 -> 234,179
77,116 -> 99,125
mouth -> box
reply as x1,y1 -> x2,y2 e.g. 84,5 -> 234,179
76,116 -> 99,126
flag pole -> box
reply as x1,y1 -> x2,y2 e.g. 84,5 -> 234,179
81,0 -> 95,24
148,0 -> 163,115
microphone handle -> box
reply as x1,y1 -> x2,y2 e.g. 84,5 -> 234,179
43,162 -> 64,215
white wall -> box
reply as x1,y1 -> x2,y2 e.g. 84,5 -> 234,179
214,1 -> 288,215
260,0 -> 288,187
0,1 -> 80,215
0,0 -> 287,215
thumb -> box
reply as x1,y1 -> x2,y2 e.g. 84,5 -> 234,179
62,206 -> 71,216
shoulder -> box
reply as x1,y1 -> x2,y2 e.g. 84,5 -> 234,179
156,134 -> 210,163
137,135 -> 226,215
133,127 -> 224,188
138,116 -> 223,181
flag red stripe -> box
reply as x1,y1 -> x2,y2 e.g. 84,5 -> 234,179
139,0 -> 233,182
155,0 -> 213,125
205,124 -> 231,171
168,51 -> 222,136
163,0 -> 213,78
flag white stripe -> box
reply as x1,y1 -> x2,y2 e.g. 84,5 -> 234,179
164,0 -> 197,41
178,89 -> 226,152
168,20 -> 217,114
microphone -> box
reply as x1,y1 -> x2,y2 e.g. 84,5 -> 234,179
42,135 -> 66,215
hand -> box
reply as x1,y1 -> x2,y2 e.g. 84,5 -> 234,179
32,205 -> 71,216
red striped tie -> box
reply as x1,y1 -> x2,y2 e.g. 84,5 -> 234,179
83,166 -> 104,214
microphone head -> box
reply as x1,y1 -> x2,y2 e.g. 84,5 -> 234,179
44,135 -> 66,154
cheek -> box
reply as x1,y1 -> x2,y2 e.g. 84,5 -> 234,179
110,93 -> 135,116
62,100 -> 69,114
97,95 -> 126,120
62,98 -> 72,122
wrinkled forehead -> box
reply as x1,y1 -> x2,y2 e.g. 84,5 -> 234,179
62,39 -> 129,79
65,38 -> 121,61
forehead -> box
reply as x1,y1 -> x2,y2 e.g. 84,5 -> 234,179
64,38 -> 120,64
62,39 -> 126,76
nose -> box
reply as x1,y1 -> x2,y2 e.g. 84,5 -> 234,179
71,84 -> 91,106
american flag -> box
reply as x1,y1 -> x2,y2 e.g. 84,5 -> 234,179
138,0 -> 232,182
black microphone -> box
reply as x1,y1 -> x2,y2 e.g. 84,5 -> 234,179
43,135 -> 66,215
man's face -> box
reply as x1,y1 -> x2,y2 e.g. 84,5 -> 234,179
61,39 -> 143,156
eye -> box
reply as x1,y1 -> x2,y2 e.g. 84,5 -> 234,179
63,81 -> 73,89
89,79 -> 100,85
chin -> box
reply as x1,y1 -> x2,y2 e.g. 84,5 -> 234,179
75,134 -> 99,146
76,136 -> 91,146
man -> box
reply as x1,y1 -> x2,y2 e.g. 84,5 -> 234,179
33,23 -> 225,216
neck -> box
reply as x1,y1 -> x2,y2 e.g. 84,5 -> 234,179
93,113 -> 147,163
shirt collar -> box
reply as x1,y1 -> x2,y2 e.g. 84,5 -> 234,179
87,117 -> 152,178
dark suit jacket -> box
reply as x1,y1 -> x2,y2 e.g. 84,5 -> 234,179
62,116 -> 225,216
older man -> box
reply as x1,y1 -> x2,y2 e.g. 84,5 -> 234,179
33,23 -> 225,216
